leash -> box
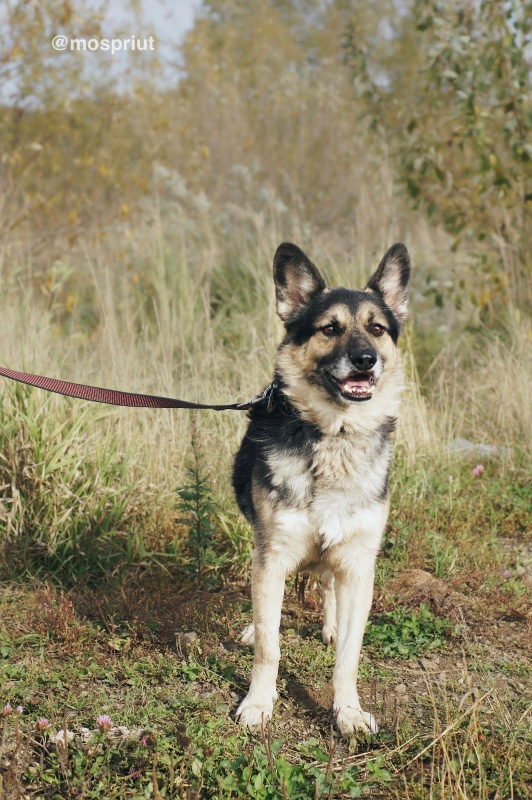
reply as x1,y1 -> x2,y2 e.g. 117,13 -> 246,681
0,365 -> 275,412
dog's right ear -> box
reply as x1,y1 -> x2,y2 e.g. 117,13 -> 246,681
366,243 -> 411,328
273,243 -> 326,323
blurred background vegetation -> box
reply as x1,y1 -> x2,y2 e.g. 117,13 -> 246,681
0,0 -> 531,581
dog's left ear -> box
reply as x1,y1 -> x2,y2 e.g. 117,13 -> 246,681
273,242 -> 326,323
366,243 -> 411,328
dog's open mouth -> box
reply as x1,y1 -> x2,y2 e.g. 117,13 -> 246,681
335,373 -> 376,401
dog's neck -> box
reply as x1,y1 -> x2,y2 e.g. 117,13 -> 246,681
273,371 -> 403,437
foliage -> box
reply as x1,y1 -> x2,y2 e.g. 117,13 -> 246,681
0,0 -> 163,244
0,705 -> 366,800
0,0 -> 395,249
344,0 -> 532,311
0,383 -> 141,582
175,414 -> 224,587
364,604 -> 450,658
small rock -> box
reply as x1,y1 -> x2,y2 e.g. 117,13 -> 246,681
449,437 -> 511,458
395,683 -> 407,695
79,727 -> 93,744
51,730 -> 74,745
175,631 -> 199,649
108,726 -> 131,739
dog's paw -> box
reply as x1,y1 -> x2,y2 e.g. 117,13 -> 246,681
240,623 -> 255,646
321,624 -> 337,646
236,690 -> 276,730
333,703 -> 378,736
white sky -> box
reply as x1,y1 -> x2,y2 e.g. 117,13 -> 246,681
105,0 -> 202,51
103,0 -> 203,82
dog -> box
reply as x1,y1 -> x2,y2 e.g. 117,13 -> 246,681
232,242 -> 411,735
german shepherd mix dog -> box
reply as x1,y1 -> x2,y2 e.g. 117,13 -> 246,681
232,242 -> 411,735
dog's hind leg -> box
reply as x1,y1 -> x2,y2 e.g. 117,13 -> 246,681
240,623 -> 255,646
321,570 -> 337,645
332,554 -> 379,735
236,554 -> 286,729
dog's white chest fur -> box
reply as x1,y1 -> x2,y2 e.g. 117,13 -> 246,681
267,429 -> 390,561
311,434 -> 388,549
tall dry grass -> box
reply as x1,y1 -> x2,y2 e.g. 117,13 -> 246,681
1,170 -> 529,493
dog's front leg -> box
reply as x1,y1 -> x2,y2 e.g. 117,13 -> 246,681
236,553 -> 286,729
321,570 -> 337,645
332,553 -> 379,735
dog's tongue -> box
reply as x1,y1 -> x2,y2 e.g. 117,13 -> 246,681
338,374 -> 372,396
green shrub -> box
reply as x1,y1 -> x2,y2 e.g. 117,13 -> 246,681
0,383 -> 140,582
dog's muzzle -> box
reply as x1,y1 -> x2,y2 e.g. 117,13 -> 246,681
327,351 -> 381,402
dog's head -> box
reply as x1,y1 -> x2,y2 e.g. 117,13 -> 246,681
273,242 -> 411,431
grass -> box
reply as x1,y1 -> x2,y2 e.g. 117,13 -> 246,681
0,384 -> 143,582
0,164 -> 530,798
0,458 -> 530,798
1,0 -> 531,792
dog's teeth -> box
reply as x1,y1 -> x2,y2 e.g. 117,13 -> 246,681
343,384 -> 373,396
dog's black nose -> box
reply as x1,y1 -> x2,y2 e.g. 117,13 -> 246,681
350,350 -> 377,372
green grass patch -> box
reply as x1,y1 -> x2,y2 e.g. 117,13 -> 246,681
364,604 -> 451,659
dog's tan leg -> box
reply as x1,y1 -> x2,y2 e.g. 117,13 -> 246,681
236,554 -> 286,729
332,556 -> 378,735
240,622 -> 255,645
321,570 -> 337,645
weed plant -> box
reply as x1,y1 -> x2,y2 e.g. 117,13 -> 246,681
175,414 -> 223,588
364,604 -> 451,659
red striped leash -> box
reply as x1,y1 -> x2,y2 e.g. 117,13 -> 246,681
0,365 -> 274,411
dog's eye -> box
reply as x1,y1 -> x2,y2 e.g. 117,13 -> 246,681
370,323 -> 386,337
321,324 -> 337,337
